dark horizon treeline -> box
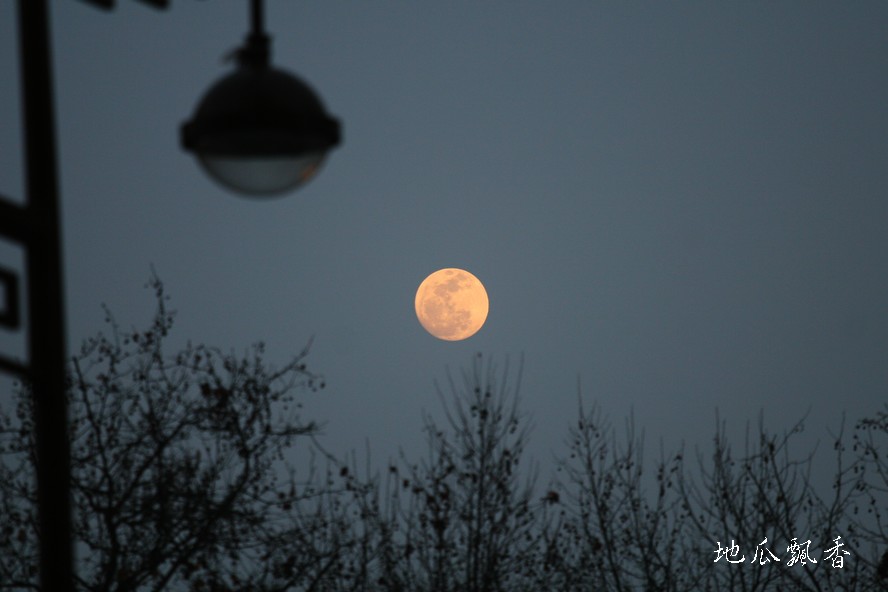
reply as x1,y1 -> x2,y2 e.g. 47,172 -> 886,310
1,279 -> 887,591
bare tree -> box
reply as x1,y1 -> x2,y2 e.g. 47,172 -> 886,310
6,278 -> 886,592
680,412 -> 877,592
287,362 -> 888,592
306,355 -> 543,592
851,406 -> 888,590
0,276 -> 331,591
549,396 -> 887,592
545,397 -> 696,592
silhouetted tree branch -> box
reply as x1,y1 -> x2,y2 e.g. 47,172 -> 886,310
0,275 -> 326,591
3,279 -> 887,591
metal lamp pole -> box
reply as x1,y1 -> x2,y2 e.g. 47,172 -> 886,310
0,1 -> 75,591
3,2 -> 164,589
2,2 -> 340,590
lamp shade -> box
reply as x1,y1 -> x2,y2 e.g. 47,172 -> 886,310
182,65 -> 340,196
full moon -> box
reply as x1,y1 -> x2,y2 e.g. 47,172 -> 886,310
415,268 -> 489,341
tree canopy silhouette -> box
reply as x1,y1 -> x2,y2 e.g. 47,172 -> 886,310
2,278 -> 887,591
0,276 -> 331,591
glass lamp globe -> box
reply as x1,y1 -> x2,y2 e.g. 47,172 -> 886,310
182,49 -> 340,197
197,152 -> 326,196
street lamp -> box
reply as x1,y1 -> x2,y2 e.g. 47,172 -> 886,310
181,0 -> 341,196
4,1 -> 343,591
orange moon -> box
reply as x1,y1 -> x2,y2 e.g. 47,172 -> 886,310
415,268 -> 489,341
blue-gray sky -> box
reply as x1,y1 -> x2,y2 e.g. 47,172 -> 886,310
2,1 -> 887,482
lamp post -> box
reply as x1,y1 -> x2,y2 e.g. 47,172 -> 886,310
182,0 -> 341,196
0,2 -> 73,591
1,1 -> 341,590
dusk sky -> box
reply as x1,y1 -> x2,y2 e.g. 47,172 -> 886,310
2,1 -> 887,489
